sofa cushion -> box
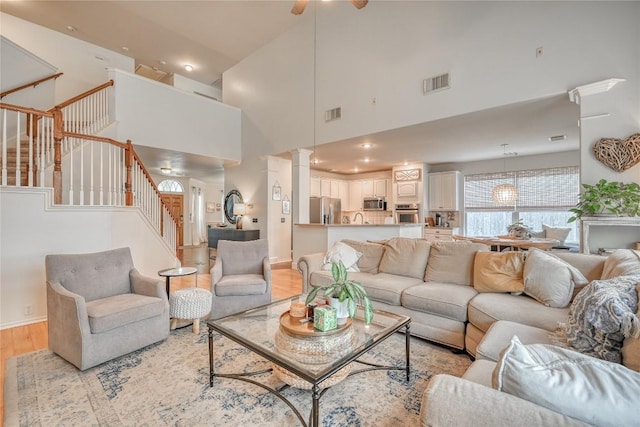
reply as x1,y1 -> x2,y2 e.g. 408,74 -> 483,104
322,241 -> 361,272
601,249 -> 640,279
402,282 -> 477,322
215,274 -> 267,296
461,360 -> 496,387
468,292 -> 569,333
622,284 -> 640,371
493,336 -> 640,427
564,274 -> 640,363
425,241 -> 489,285
309,270 -> 422,306
542,224 -> 571,245
473,252 -> 524,293
342,239 -> 385,274
476,320 -> 552,362
523,248 -> 588,308
378,237 -> 430,280
86,293 -> 164,334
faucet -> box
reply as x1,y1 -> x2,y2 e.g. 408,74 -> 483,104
353,212 -> 364,224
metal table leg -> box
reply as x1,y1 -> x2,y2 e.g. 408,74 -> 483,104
405,323 -> 411,381
209,326 -> 215,387
311,384 -> 320,427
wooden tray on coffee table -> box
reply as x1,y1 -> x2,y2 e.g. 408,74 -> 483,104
280,311 -> 351,337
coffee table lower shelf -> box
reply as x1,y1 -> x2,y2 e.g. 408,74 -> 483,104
207,322 -> 411,427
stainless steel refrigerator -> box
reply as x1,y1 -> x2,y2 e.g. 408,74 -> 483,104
309,197 -> 341,224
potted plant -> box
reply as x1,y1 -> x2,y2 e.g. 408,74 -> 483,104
305,260 -> 374,324
568,179 -> 640,223
507,219 -> 531,239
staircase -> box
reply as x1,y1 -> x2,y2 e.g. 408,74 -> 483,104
0,77 -> 179,251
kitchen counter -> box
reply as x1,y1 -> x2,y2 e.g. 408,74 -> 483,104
292,223 -> 423,264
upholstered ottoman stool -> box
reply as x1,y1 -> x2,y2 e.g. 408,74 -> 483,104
169,288 -> 212,334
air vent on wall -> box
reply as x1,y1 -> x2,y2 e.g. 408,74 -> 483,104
549,134 -> 568,142
423,72 -> 450,94
325,107 -> 342,122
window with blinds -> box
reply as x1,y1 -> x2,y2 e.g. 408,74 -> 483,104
463,166 -> 580,242
464,166 -> 579,211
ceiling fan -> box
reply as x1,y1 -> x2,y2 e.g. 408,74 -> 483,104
291,0 -> 368,15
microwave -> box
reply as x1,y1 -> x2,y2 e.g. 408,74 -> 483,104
363,197 -> 387,211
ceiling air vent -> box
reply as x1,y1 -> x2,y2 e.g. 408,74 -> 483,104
325,107 -> 342,122
423,72 -> 450,95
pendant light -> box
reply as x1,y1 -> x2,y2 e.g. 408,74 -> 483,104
492,144 -> 518,206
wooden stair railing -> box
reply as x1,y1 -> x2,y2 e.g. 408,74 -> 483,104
0,72 -> 63,100
0,101 -> 178,250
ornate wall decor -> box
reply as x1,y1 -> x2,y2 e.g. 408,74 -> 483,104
592,133 -> 640,172
394,169 -> 421,181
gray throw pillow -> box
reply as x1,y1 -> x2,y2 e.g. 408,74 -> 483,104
493,336 -> 640,427
564,274 -> 640,363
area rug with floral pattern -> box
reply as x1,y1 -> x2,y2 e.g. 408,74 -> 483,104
4,327 -> 471,426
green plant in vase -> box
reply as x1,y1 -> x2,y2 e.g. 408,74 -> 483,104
568,179 -> 640,223
306,260 -> 374,324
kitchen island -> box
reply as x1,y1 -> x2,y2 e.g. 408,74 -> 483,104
292,223 -> 424,265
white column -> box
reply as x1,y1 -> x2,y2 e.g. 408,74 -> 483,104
291,148 -> 312,225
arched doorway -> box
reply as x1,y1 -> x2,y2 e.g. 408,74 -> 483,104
158,179 -> 185,247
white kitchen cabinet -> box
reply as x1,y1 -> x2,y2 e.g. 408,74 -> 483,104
397,181 -> 418,198
428,171 -> 461,211
349,181 -> 363,211
321,179 -> 332,197
362,179 -> 387,198
339,181 -> 349,207
331,180 -> 340,199
310,177 -> 321,197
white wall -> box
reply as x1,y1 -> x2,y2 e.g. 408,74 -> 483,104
0,187 -> 179,329
110,69 -> 241,162
0,12 -> 134,103
267,156 -> 292,263
173,73 -> 221,101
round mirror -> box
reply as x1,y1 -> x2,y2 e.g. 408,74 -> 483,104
224,189 -> 243,224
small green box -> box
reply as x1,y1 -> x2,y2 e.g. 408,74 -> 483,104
314,306 -> 337,331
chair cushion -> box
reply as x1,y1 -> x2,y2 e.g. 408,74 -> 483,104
468,293 -> 568,333
379,237 -> 431,280
425,241 -> 489,285
402,282 -> 477,322
218,239 -> 268,276
215,274 -> 267,297
86,293 -> 164,334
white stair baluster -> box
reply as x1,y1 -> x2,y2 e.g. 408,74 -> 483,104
2,109 -> 7,186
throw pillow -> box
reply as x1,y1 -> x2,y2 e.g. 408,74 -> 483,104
473,252 -> 524,293
542,224 -> 571,245
378,237 -> 430,280
493,336 -> 640,427
564,274 -> 640,363
601,249 -> 640,279
523,248 -> 588,308
529,230 -> 546,238
342,239 -> 385,274
321,241 -> 361,272
425,241 -> 489,285
621,284 -> 640,371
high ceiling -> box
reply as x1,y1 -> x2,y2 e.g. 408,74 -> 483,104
2,1 -> 580,177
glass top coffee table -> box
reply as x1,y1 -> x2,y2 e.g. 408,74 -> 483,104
207,296 -> 411,427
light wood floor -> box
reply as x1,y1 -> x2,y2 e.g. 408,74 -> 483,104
0,246 -> 302,424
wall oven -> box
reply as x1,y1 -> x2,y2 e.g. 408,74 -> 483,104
395,203 -> 419,224
363,197 -> 387,211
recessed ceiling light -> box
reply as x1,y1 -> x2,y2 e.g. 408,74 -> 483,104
361,143 -> 373,149
184,64 -> 194,72
160,167 -> 172,174
159,60 -> 167,65
66,25 -> 77,32
121,46 -> 129,51
403,161 -> 409,166
363,158 -> 370,163
354,167 -> 359,172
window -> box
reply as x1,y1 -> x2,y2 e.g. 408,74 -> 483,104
464,166 -> 579,243
157,179 -> 184,193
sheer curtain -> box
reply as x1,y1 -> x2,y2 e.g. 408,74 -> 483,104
191,186 -> 207,245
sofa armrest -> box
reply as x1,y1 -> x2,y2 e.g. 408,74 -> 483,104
421,375 -> 589,427
210,258 -> 223,290
130,269 -> 168,309
46,280 -> 91,338
263,256 -> 272,295
297,252 -> 325,293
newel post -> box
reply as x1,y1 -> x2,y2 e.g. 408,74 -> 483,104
52,108 -> 63,204
125,140 -> 133,206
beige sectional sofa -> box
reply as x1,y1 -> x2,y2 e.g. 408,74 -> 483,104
298,238 -> 640,426
297,237 -> 603,354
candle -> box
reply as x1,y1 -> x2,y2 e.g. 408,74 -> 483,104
290,301 -> 307,318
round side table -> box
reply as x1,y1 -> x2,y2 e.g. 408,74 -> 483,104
158,266 -> 198,296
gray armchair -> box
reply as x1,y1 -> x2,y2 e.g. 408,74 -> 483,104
45,247 -> 169,370
210,239 -> 271,320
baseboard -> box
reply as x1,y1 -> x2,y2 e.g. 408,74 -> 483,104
0,315 -> 47,330
271,260 -> 293,270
